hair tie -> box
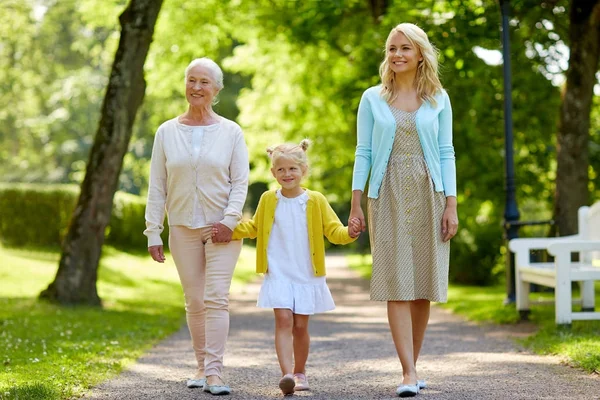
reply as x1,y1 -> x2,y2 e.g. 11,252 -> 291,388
299,139 -> 311,151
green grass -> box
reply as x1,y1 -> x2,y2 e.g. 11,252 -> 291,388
0,244 -> 256,400
346,253 -> 600,374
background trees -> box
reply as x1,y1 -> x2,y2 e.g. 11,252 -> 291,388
40,0 -> 164,304
1,0 -> 598,298
553,0 -> 600,235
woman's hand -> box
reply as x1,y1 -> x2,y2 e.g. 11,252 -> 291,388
350,190 -> 366,232
148,245 -> 166,263
211,222 -> 233,243
348,217 -> 362,238
442,196 -> 458,242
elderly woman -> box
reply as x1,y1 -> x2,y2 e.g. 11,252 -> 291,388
144,57 -> 249,395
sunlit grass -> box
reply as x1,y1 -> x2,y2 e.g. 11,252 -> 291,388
0,244 -> 256,400
346,253 -> 600,374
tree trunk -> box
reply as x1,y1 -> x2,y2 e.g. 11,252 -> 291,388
553,0 -> 600,236
368,0 -> 388,22
40,0 -> 163,305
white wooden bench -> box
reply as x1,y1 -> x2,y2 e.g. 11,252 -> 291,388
508,202 -> 600,325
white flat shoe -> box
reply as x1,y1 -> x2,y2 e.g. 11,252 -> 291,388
186,378 -> 206,388
396,383 -> 419,397
294,373 -> 310,391
203,382 -> 232,395
417,380 -> 426,390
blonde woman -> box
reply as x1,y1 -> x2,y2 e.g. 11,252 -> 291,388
349,23 -> 458,397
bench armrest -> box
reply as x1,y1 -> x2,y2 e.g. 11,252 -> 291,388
547,240 -> 600,256
508,235 -> 578,253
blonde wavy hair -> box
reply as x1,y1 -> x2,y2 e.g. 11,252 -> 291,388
379,23 -> 443,107
267,139 -> 311,175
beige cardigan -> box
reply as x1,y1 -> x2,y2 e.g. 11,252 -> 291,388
144,117 -> 249,246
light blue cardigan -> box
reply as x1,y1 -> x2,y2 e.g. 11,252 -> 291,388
351,85 -> 457,198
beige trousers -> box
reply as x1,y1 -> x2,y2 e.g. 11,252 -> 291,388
169,225 -> 242,378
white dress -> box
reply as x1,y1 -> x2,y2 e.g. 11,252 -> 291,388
257,190 -> 336,315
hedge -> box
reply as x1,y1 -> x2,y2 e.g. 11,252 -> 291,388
0,183 -> 165,250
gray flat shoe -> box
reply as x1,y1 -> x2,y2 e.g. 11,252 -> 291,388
186,378 -> 206,388
417,380 -> 426,390
396,383 -> 419,397
203,382 -> 232,395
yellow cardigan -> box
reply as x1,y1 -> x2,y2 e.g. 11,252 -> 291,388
232,189 -> 357,276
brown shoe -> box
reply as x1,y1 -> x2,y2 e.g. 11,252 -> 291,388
279,374 -> 295,396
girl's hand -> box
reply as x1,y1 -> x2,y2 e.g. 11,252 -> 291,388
148,245 -> 166,263
212,222 -> 233,243
441,197 -> 458,242
348,217 -> 361,238
349,207 -> 366,233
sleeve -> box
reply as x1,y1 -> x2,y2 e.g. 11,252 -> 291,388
320,194 -> 357,245
221,126 -> 250,230
438,90 -> 457,197
351,90 -> 374,192
143,127 -> 167,247
231,196 -> 262,240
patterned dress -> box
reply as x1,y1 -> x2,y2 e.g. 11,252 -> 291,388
368,106 -> 449,302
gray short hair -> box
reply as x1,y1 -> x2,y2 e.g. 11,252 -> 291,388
184,57 -> 224,90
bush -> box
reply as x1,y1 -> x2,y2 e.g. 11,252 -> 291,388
0,183 -> 161,251
0,183 -> 79,248
106,191 -> 160,251
450,213 -> 504,286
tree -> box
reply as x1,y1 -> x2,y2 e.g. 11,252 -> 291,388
224,0 -> 564,284
553,0 -> 600,235
40,0 -> 164,305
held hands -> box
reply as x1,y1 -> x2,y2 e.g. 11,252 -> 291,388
148,245 -> 166,263
348,217 -> 362,238
349,206 -> 366,232
211,222 -> 233,243
442,197 -> 458,242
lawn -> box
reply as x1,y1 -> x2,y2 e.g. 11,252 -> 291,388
346,253 -> 600,374
0,244 -> 256,400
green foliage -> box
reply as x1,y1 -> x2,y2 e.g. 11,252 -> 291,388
106,192 -> 158,251
0,245 -> 184,399
451,200 -> 505,285
590,94 -> 600,198
0,183 -> 79,248
0,244 -> 256,399
0,0 -> 118,185
1,0 -> 598,285
523,320 -> 600,373
221,0 -> 572,284
0,183 -> 158,250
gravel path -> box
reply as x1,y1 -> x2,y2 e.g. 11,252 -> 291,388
86,255 -> 600,400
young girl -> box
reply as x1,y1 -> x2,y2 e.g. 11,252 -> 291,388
225,139 -> 361,395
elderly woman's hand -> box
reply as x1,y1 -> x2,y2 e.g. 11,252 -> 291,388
211,222 -> 233,243
148,245 -> 166,263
